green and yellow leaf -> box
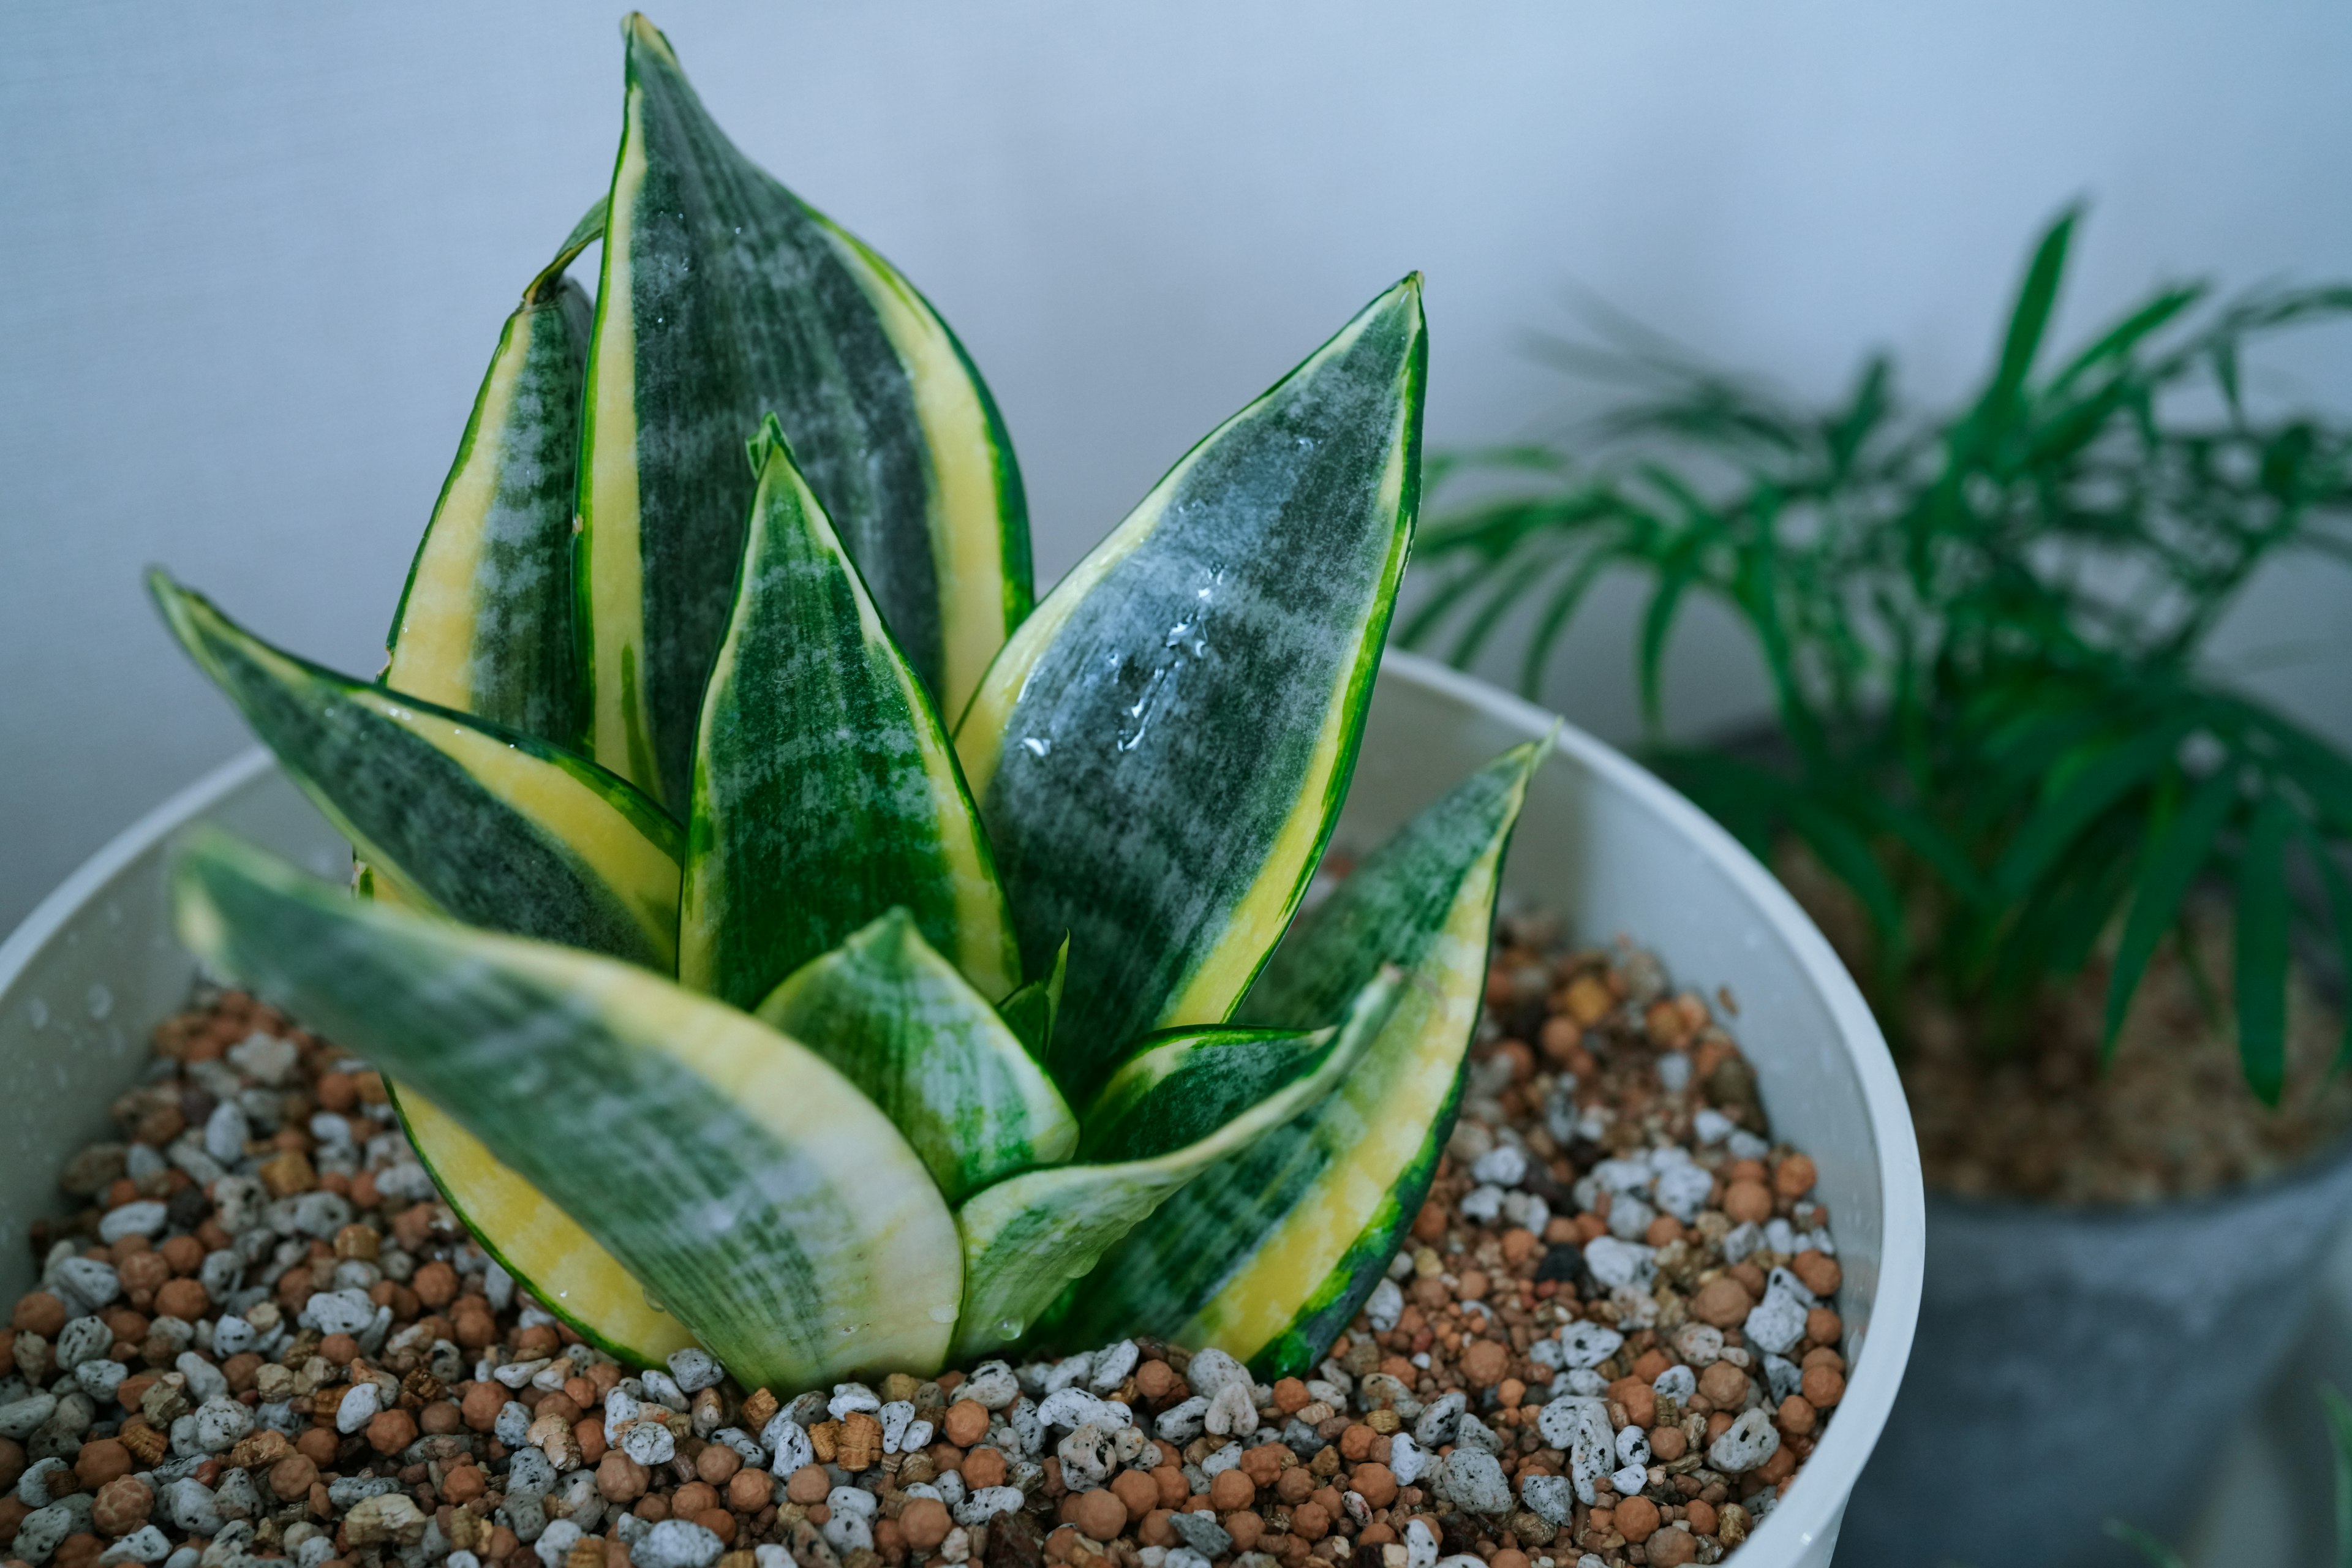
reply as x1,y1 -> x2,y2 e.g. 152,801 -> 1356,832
577,15 -> 1030,809
997,934 -> 1069,1062
383,207 -> 605,745
755,908 -> 1075,1205
151,573 -> 680,971
1057,739 -> 1542,1376
956,276 -> 1428,1099
679,421 -> 1019,1008
951,970 -> 1400,1362
172,831 -> 962,1389
1078,1024 -> 1335,1163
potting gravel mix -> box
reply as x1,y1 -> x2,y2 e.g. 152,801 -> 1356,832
0,908 -> 1847,1568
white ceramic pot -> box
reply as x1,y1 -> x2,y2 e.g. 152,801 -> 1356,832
0,651 -> 1921,1567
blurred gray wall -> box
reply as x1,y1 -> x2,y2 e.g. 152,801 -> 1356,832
5,1 -> 2350,932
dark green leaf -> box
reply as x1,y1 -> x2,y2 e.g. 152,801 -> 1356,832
2102,768 -> 2239,1058
2235,792 -> 2295,1105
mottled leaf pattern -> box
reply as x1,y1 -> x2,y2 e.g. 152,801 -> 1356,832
957,277 -> 1427,1101
577,16 -> 1029,809
173,832 -> 961,1389
680,420 -> 1018,1008
755,909 -> 1074,1205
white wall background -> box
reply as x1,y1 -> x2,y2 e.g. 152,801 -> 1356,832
5,1 -> 2350,933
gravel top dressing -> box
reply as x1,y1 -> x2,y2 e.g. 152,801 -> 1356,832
1,912 -> 1842,1568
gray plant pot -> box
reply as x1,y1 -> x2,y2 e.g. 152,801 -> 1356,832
1834,1147 -> 2352,1567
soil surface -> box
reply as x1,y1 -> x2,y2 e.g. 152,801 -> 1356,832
1778,847 -> 2352,1203
1,925 -> 1843,1568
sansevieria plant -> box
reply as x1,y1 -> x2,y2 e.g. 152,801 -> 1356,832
154,15 -> 1542,1393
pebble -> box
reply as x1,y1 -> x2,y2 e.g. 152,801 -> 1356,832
1708,1407 -> 1784,1472
633,1519 -> 722,1568
1434,1449 -> 1510,1514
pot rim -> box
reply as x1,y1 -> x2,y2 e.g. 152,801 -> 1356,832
4,662 -> 1926,1566
1380,652 -> 1924,1561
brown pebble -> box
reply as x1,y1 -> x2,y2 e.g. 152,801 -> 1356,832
1648,1527 -> 1699,1566
1207,1469 -> 1254,1512
1801,1365 -> 1846,1408
1776,1395 -> 1818,1436
1615,1494 -> 1660,1543
1458,1340 -> 1509,1389
633,1493 -> 669,1522
962,1448 -> 1007,1490
1807,1306 -> 1844,1346
1722,1180 -> 1773,1224
367,1408 -> 417,1455
1607,1378 -> 1656,1428
1137,1509 -> 1176,1548
900,1498 -> 951,1551
1152,1465 -> 1187,1509
157,1236 -> 204,1276
90,1475 -> 151,1537
1275,1467 -> 1314,1505
295,1428 -> 338,1468
596,1453 -> 649,1503
673,1482 -> 716,1520
941,1399 -> 989,1448
75,1439 -> 131,1489
1070,1490 -> 1126,1541
726,1467 -> 771,1512
1490,1553 -> 1528,1568
460,1383 -> 505,1433
1133,1360 -> 1174,1401
1351,1463 -> 1396,1509
420,1401 -> 462,1437
1109,1471 -> 1158,1521
268,1455 -> 318,1503
1773,1154 -> 1817,1199
1649,1423 -> 1687,1461
1791,1250 -> 1841,1298
1226,1511 -> 1264,1551
1691,1276 -> 1753,1329
695,1446 -> 741,1485
1289,1501 -> 1330,1542
10,1295 -> 66,1337
785,1464 -> 829,1506
1697,1363 -> 1749,1408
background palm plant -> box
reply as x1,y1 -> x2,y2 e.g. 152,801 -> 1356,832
1406,212 -> 2352,1100
154,14 -> 1538,1393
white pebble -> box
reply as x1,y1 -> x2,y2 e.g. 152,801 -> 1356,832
98,1203 -> 168,1245
1387,1432 -> 1427,1485
335,1382 -> 379,1434
533,1521 -> 582,1568
1721,1222 -> 1763,1264
1457,1185 -> 1506,1223
1652,1364 -> 1697,1400
1745,1289 -> 1810,1356
1365,1278 -> 1404,1333
951,1486 -> 1024,1526
1090,1341 -> 1140,1392
1610,1463 -> 1648,1495
178,1351 -> 228,1404
1469,1145 -> 1527,1187
666,1349 -> 724,1393
827,1382 -> 880,1420
1203,1381 -> 1257,1438
203,1103 -> 251,1166
761,1412 -> 812,1473
1692,1109 -> 1735,1144
100,1526 -> 171,1564
1555,1322 -> 1624,1370
1184,1349 -> 1250,1398
1154,1396 -> 1207,1444
1518,1473 -> 1575,1526
1727,1129 -> 1771,1161
633,1520 -> 722,1568
1708,1408 -> 1782,1472
1502,1191 -> 1551,1234
1656,1052 -> 1692,1092
1404,1519 -> 1439,1568
1615,1425 -> 1649,1466
962,1361 -> 1020,1411
1580,1236 -> 1655,1289
1605,1193 -> 1656,1240
621,1421 -> 677,1465
1653,1163 -> 1713,1223
55,1316 -> 110,1371
227,1032 -> 300,1084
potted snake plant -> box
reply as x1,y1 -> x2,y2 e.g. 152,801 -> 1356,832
0,17 -> 1921,1565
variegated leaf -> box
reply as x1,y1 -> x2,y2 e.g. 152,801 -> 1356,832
755,909 -> 1075,1205
1057,740 -> 1542,1376
383,205 -> 605,745
152,572 -> 680,970
951,970 -> 1400,1361
680,419 -> 1019,1008
578,16 -> 1030,809
172,831 -> 962,1389
956,277 -> 1427,1100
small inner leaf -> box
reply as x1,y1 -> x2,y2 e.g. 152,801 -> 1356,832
755,909 -> 1076,1205
680,421 -> 1019,1008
